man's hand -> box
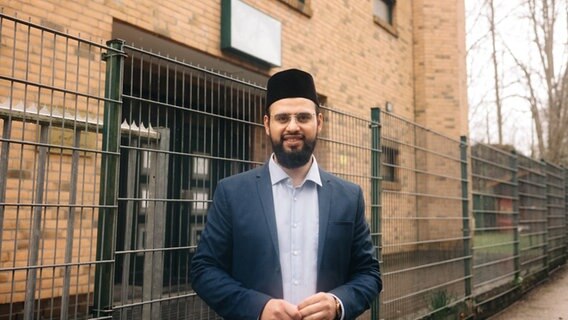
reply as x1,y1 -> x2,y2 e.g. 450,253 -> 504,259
260,299 -> 302,320
297,293 -> 337,320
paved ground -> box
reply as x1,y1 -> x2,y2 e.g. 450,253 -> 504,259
490,265 -> 568,320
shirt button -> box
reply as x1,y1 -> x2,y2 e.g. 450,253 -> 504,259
293,223 -> 298,228
293,280 -> 299,285
293,251 -> 299,256
294,197 -> 297,201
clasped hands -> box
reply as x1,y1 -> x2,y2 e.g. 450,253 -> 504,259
260,292 -> 337,320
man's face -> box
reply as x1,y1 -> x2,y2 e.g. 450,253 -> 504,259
264,97 -> 323,169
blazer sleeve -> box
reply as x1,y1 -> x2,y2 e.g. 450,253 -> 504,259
190,180 -> 272,319
329,186 -> 382,320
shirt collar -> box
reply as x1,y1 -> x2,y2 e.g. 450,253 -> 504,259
268,153 -> 322,187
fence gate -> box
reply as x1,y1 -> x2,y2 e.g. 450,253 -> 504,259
103,42 -> 271,319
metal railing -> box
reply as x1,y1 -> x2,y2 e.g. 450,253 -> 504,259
111,43 -> 270,320
545,162 -> 566,271
379,112 -> 471,319
471,144 -> 519,311
517,154 -> 547,288
470,144 -> 567,318
0,12 -> 114,320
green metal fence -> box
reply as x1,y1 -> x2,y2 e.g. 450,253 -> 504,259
0,13 -> 114,320
545,162 -> 566,272
517,154 -> 547,289
470,145 -> 568,318
471,144 -> 519,313
379,112 -> 471,319
108,41 -> 271,320
2,12 -> 568,320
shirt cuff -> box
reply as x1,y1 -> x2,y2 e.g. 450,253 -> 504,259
328,293 -> 345,320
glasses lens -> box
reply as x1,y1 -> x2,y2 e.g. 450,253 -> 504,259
272,113 -> 314,124
273,114 -> 291,123
296,113 -> 313,123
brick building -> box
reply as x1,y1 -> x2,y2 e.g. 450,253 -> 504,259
0,0 -> 468,319
3,0 -> 467,131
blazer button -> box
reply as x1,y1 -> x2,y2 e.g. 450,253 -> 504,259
275,267 -> 281,273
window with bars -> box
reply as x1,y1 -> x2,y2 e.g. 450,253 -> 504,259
381,144 -> 400,190
373,0 -> 397,35
278,0 -> 313,17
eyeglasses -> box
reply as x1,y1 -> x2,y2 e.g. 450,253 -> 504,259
270,112 -> 316,124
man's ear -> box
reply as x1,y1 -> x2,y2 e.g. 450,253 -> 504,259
263,115 -> 270,136
317,112 -> 323,132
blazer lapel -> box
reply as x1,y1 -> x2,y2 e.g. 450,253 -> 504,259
256,165 -> 280,262
317,171 -> 332,271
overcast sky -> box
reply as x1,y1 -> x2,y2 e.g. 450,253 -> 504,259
465,0 -> 567,156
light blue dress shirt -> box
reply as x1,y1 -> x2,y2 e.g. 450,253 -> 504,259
269,155 -> 322,305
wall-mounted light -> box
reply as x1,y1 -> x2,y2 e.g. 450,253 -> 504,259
385,101 -> 393,112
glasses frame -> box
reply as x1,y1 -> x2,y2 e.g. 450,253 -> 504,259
269,112 -> 317,125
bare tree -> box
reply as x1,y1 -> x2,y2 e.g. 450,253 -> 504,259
467,0 -> 567,162
509,0 -> 568,163
488,0 -> 505,144
466,0 -> 512,146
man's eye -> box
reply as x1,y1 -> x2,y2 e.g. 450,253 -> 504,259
274,114 -> 290,123
296,113 -> 312,123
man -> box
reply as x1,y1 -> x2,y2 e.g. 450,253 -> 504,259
190,69 -> 381,320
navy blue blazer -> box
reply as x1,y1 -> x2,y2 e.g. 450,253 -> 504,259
190,164 -> 382,320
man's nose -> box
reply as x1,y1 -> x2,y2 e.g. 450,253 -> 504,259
286,117 -> 300,131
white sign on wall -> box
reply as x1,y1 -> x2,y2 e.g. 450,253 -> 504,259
221,0 -> 282,67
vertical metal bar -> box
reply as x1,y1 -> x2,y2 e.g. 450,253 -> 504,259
120,56 -> 136,318
142,146 -> 155,320
143,128 -> 169,319
0,118 -> 11,257
565,168 -> 568,263
23,124 -> 49,320
92,39 -> 125,318
543,160 -> 549,275
561,168 -> 566,265
460,136 -> 472,298
60,130 -> 81,320
120,139 -> 138,320
511,151 -> 521,283
370,107 -> 381,319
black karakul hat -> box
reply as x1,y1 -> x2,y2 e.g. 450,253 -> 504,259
266,69 -> 319,110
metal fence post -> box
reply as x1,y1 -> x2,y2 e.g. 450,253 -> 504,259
0,118 -> 11,261
92,39 -> 125,318
542,160 -> 550,275
565,168 -> 568,263
370,107 -> 382,319
511,151 -> 521,283
460,136 -> 472,298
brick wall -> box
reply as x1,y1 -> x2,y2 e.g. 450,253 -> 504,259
2,0 -> 467,129
413,0 -> 469,137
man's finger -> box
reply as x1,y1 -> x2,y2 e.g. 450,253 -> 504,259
283,302 -> 302,320
298,293 -> 336,320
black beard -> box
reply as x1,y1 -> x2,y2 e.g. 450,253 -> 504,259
271,135 -> 317,169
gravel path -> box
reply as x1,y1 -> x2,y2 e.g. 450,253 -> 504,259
490,266 -> 568,320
